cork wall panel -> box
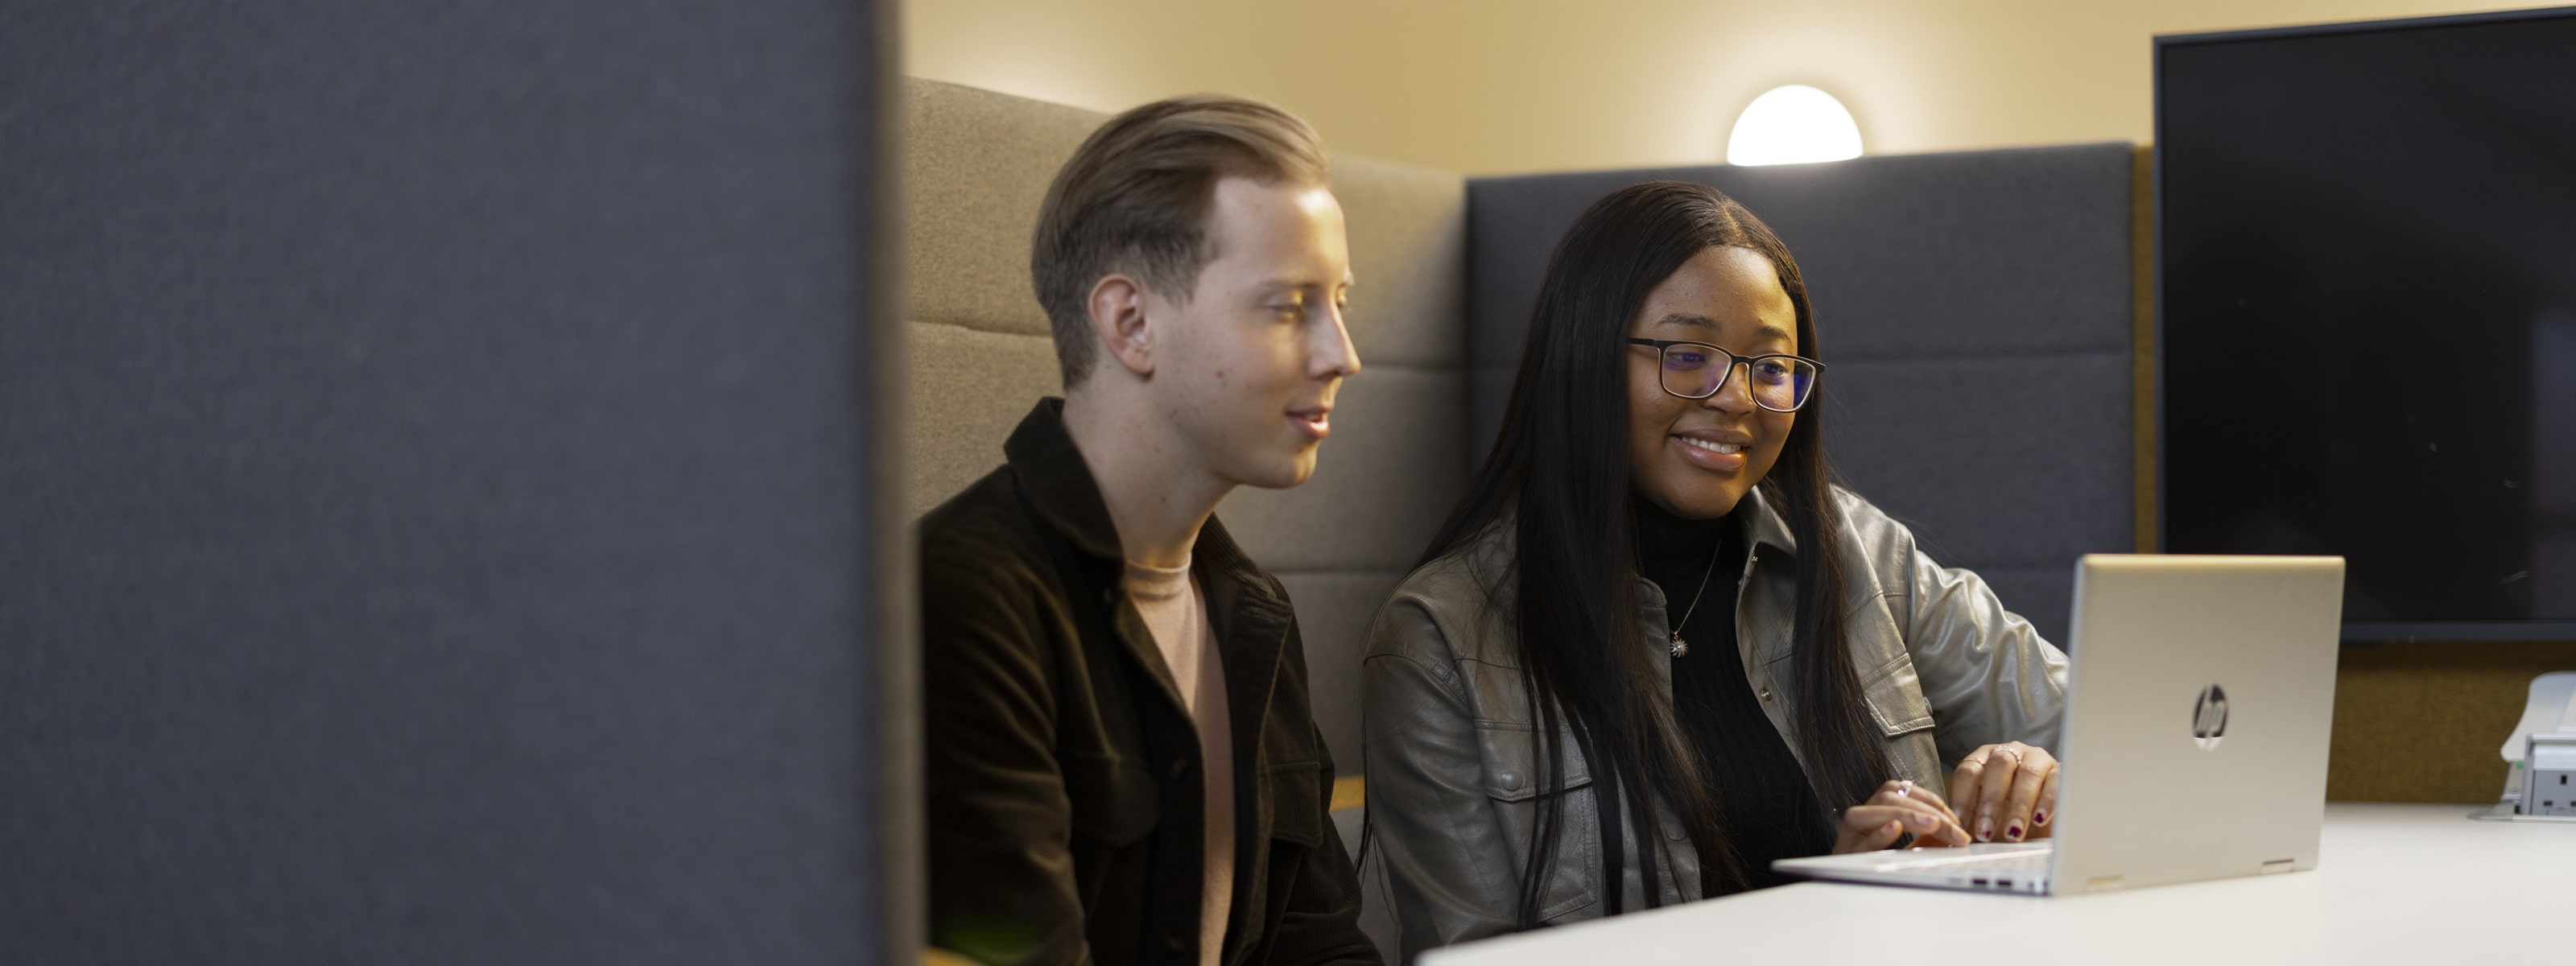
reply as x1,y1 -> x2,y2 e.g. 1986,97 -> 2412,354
2327,641 -> 2576,803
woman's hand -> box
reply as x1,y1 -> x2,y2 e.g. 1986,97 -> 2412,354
1948,741 -> 2059,843
1831,778 -> 1972,854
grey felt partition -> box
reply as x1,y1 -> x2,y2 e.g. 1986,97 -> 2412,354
1467,145 -> 2139,646
0,2 -> 907,963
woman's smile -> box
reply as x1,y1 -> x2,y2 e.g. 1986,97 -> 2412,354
1670,428 -> 1752,472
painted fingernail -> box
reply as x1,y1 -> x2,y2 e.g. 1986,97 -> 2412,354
1975,819 -> 1992,841
2006,823 -> 2024,841
1913,812 -> 1936,828
2033,808 -> 2050,825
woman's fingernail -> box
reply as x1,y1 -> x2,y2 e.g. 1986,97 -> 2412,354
1913,812 -> 1936,827
1975,819 -> 1992,841
2006,823 -> 2024,841
2033,809 -> 2050,825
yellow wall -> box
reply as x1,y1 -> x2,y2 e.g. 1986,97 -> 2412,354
906,0 -> 2567,175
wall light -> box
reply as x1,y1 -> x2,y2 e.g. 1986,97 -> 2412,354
1726,85 -> 1863,166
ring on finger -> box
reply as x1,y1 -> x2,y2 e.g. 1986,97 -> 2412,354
1896,778 -> 1913,798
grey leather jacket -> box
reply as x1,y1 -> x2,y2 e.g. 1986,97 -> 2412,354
1360,486 -> 2068,960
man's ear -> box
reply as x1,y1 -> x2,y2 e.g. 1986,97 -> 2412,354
1086,273 -> 1156,378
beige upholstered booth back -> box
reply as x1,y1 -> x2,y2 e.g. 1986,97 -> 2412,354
903,79 -> 1468,776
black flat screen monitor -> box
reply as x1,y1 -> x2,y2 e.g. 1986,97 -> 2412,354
2157,7 -> 2576,641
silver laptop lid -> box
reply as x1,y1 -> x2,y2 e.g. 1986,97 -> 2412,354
2049,554 -> 2345,894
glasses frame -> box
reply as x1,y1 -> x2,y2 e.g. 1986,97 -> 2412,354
1624,337 -> 1827,412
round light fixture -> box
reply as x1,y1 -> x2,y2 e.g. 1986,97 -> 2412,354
1726,85 -> 1863,166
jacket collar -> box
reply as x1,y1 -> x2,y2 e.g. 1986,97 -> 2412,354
1002,397 -> 1280,580
1003,397 -> 1128,562
1739,483 -> 1802,558
1003,394 -> 1294,748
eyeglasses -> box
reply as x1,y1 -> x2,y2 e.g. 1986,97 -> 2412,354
1624,338 -> 1824,412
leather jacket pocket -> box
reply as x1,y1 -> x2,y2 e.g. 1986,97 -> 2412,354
1856,653 -> 1953,786
1474,721 -> 1600,923
1063,752 -> 1162,846
1862,652 -> 1937,736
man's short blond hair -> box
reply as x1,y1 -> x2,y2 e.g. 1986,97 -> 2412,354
1030,95 -> 1329,387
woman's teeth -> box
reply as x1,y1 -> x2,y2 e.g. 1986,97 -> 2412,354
1681,437 -> 1744,455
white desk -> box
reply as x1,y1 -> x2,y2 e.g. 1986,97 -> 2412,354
1421,803 -> 2571,965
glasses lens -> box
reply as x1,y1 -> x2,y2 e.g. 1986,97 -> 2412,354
1659,344 -> 1725,398
1748,357 -> 1819,411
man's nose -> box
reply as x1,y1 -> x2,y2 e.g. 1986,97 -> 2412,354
1313,302 -> 1361,378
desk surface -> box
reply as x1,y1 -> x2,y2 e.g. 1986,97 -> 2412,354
1420,803 -> 2571,965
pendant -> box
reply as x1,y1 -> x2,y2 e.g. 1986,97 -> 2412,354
1669,634 -> 1690,658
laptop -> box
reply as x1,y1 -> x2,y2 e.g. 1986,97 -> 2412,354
1773,554 -> 2346,895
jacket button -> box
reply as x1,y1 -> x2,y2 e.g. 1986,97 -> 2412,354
1167,757 -> 1191,780
1758,687 -> 1773,701
1496,770 -> 1521,791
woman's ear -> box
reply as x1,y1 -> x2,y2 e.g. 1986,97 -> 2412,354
1086,273 -> 1156,378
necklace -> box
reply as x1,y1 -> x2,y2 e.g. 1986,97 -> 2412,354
1663,535 -> 1727,658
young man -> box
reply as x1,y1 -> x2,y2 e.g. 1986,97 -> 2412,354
919,96 -> 1378,966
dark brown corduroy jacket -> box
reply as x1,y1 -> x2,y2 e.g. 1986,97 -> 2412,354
920,399 -> 1379,966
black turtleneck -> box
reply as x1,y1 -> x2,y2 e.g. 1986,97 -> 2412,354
1632,497 -> 1835,891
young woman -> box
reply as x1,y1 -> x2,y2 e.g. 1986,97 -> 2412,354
1362,181 -> 2069,957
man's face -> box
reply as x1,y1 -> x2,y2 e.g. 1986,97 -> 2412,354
1144,175 -> 1358,489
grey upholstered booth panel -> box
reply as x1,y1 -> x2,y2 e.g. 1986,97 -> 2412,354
1329,154 -> 1471,369
1,2 -> 894,963
1278,572 -> 1409,774
1465,144 -> 2136,645
906,322 -> 1064,518
1820,357 -> 2136,641
905,80 -> 1104,336
902,79 -> 1468,774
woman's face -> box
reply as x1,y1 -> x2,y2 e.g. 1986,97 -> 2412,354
1626,245 -> 1800,520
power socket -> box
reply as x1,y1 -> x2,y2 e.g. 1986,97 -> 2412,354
2522,733 -> 2576,816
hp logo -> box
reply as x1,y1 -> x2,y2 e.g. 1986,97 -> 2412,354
2192,684 -> 2229,750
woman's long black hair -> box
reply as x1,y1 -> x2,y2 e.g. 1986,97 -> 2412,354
1417,181 -> 1893,923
